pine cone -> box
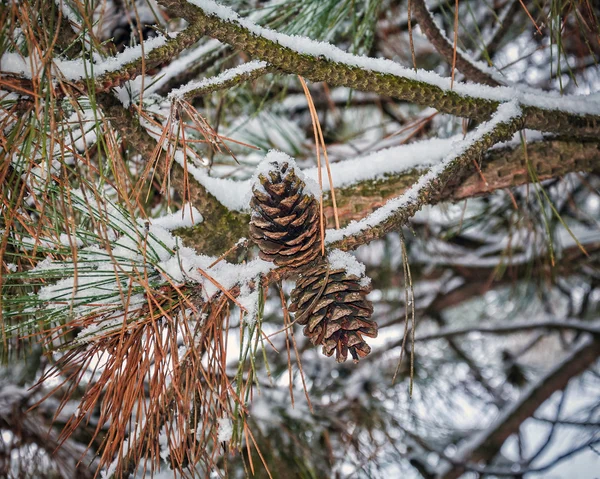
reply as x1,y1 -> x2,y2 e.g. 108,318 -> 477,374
289,263 -> 377,363
249,161 -> 321,267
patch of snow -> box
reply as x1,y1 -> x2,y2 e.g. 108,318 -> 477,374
149,204 -> 203,230
217,417 -> 233,442
327,249 -> 370,287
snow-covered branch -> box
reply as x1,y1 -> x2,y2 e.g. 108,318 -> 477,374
326,101 -> 524,250
159,0 -> 600,137
168,60 -> 269,100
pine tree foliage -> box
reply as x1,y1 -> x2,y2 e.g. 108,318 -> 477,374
1,0 -> 600,478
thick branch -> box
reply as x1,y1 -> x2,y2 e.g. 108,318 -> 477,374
439,337 -> 600,479
173,137 -> 600,254
158,0 -> 600,138
326,104 -> 525,250
323,138 -> 600,228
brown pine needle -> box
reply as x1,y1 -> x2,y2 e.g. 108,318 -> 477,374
298,76 -> 326,252
196,266 -> 247,311
451,0 -> 459,89
298,77 -> 340,229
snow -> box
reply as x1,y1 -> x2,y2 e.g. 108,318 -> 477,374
249,150 -> 321,200
1,34 -> 172,81
325,101 -> 522,244
327,249 -> 370,287
180,137 -> 456,213
217,417 -> 233,442
168,60 -> 268,99
187,0 -> 600,116
238,282 -> 260,325
149,204 -> 203,229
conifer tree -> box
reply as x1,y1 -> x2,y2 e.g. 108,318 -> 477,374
1,0 -> 600,477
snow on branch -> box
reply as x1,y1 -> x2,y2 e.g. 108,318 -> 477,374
1,35 -> 172,81
168,60 -> 269,100
326,101 -> 524,248
172,135 -> 463,212
159,0 -> 600,137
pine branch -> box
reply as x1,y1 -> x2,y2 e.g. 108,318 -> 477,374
97,92 -> 248,256
322,137 -> 600,228
410,0 -> 501,86
0,24 -> 207,97
174,135 -> 600,255
157,0 -> 600,138
167,60 -> 270,100
326,102 -> 525,250
88,27 -> 208,92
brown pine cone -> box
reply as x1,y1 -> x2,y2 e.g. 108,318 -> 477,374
249,160 -> 321,267
289,263 -> 377,363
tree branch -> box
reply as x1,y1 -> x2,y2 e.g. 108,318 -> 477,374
322,138 -> 600,228
410,0 -> 501,86
438,337 -> 600,479
326,103 -> 524,250
157,0 -> 600,138
167,60 -> 271,100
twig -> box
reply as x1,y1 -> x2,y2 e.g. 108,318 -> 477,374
411,0 -> 501,86
438,337 -> 600,479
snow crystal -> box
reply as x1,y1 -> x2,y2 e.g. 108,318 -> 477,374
217,417 -> 233,442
